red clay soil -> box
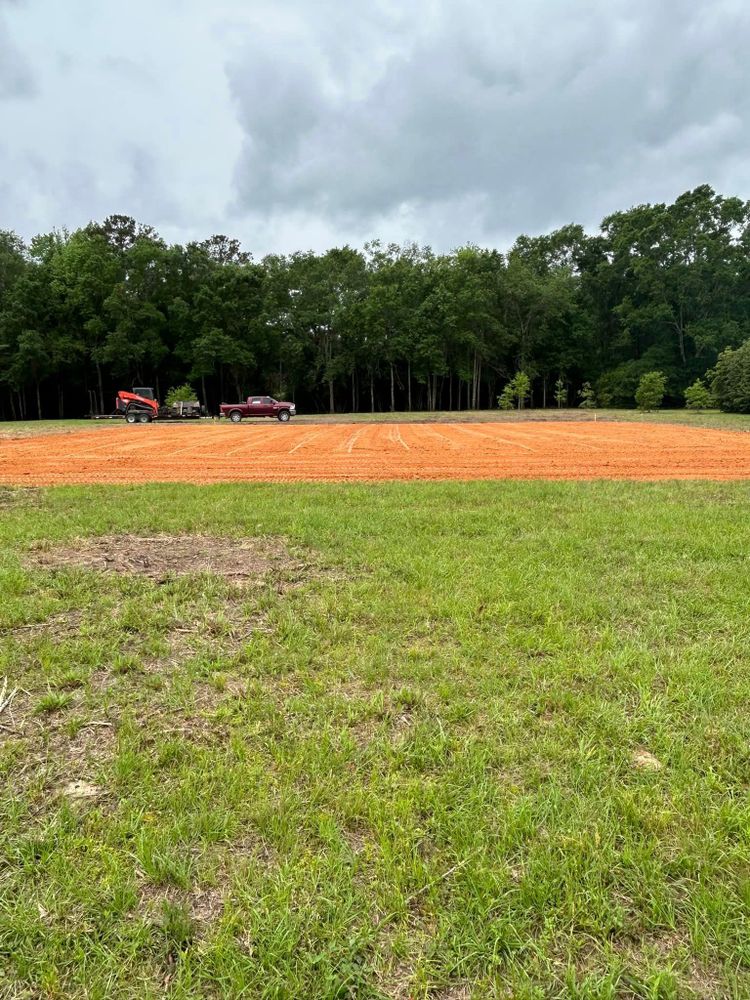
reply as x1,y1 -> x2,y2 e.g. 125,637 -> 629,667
1,421 -> 750,486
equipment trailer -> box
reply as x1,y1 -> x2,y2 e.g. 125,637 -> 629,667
89,388 -> 205,423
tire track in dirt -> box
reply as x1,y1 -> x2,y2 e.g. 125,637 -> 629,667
389,426 -> 410,450
289,430 -> 326,454
419,426 -> 461,449
340,427 -> 368,454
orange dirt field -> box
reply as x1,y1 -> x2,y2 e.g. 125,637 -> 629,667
1,421 -> 750,486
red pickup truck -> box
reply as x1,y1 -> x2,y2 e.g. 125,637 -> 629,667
220,395 -> 297,423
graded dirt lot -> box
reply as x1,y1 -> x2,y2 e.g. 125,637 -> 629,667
2,420 -> 750,485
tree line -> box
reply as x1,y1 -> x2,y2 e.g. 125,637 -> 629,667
1,184 -> 750,419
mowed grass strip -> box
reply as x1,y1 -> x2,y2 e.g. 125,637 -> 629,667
1,480 -> 750,999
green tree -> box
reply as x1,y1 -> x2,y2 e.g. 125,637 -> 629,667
165,384 -> 198,406
10,329 -> 51,419
635,370 -> 667,411
554,376 -> 567,408
578,382 -> 597,408
710,341 -> 750,413
498,385 -> 514,410
4,185 -> 750,421
683,378 -> 713,411
498,372 -> 531,411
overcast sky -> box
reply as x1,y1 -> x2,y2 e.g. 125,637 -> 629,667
1,0 -> 749,255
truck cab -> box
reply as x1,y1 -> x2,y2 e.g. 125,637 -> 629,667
247,395 -> 276,416
220,395 -> 297,422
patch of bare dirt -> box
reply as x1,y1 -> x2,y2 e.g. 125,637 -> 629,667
613,930 -> 729,999
136,834 -> 278,943
137,881 -> 225,933
1,609 -> 84,641
26,533 -> 311,587
0,486 -> 42,508
9,703 -> 116,765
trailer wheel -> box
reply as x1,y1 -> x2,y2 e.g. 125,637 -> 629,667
125,411 -> 138,424
277,410 -> 291,422
137,413 -> 152,424
229,410 -> 243,423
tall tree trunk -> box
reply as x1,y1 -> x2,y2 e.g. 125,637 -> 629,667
9,392 -> 17,420
370,372 -> 375,413
328,377 -> 335,414
675,306 -> 687,364
390,363 -> 395,412
676,325 -> 686,363
351,371 -> 356,412
96,362 -> 104,415
58,382 -> 64,418
35,381 -> 42,420
542,377 -> 547,409
201,375 -> 207,411
449,373 -> 453,411
407,361 -> 412,411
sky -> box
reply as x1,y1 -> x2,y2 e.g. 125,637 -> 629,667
1,0 -> 749,255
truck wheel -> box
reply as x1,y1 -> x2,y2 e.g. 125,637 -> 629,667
229,410 -> 243,423
138,413 -> 152,423
277,410 -> 291,422
125,411 -> 138,424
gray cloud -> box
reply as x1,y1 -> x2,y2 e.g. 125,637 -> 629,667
1,0 -> 750,252
0,0 -> 35,98
227,0 -> 750,243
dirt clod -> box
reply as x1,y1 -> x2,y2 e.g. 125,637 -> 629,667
62,779 -> 101,799
631,748 -> 663,771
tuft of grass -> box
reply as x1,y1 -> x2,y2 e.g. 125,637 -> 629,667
34,691 -> 73,714
158,899 -> 195,954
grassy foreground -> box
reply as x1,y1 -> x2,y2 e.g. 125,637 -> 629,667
1,481 -> 750,998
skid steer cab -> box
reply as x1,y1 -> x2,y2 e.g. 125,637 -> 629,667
116,388 -> 203,423
117,387 -> 159,423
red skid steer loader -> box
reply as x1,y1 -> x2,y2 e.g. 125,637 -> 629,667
115,388 -> 203,423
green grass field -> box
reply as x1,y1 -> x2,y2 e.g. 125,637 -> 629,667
2,480 -> 750,998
